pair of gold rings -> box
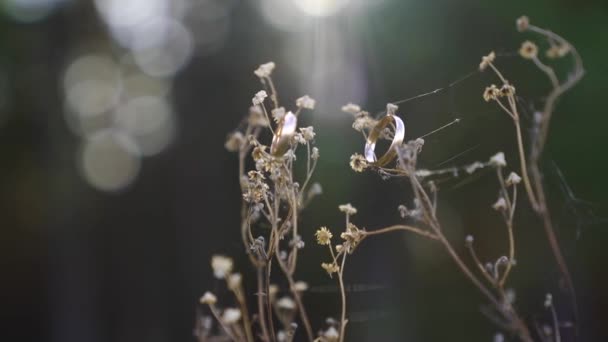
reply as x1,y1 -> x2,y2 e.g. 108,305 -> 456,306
364,113 -> 405,167
269,109 -> 405,168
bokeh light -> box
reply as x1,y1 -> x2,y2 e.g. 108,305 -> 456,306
293,0 -> 350,17
79,130 -> 141,192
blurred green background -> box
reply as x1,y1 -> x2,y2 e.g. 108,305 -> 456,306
1,0 -> 607,341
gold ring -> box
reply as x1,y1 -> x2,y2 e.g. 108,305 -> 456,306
364,114 -> 405,166
270,112 -> 297,156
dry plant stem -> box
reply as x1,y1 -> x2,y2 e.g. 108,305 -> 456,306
257,267 -> 272,342
265,262 -> 277,342
362,225 -> 439,240
275,240 -> 314,342
209,304 -> 238,341
466,243 -> 496,285
526,25 -> 584,327
406,167 -> 533,341
550,304 -> 562,342
234,286 -> 255,342
338,253 -> 348,342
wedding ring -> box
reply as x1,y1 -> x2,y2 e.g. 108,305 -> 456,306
270,112 -> 297,156
364,114 -> 405,167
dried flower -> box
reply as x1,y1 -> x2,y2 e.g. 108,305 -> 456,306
321,262 -> 340,276
323,326 -> 340,342
294,133 -> 306,145
211,255 -> 233,279
227,273 -> 242,290
489,152 -> 507,167
349,153 -> 368,172
465,235 -> 474,246
272,107 -> 286,122
296,95 -> 316,109
268,284 -> 279,299
221,308 -> 242,324
340,223 -> 363,253
546,44 -> 570,59
254,62 -> 275,78
516,16 -> 529,32
225,132 -> 244,152
335,244 -> 344,253
200,291 -> 217,305
294,281 -> 308,292
506,172 -> 522,186
338,203 -> 357,215
479,51 -> 496,71
315,227 -> 333,245
519,41 -> 538,59
311,147 -> 320,160
544,293 -> 553,308
386,103 -> 398,115
277,297 -> 296,310
492,197 -> 508,212
252,90 -> 268,105
300,126 -> 315,141
500,84 -> 516,97
352,115 -> 377,132
483,84 -> 500,102
252,146 -> 267,161
341,103 -> 361,115
248,105 -> 269,127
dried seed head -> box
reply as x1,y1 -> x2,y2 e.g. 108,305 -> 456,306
500,84 -> 516,97
506,172 -> 522,186
349,153 -> 367,172
479,51 -> 496,71
252,90 -> 268,105
546,44 -> 571,59
519,41 -> 538,59
221,308 -> 242,324
294,281 -> 308,292
311,147 -> 320,160
516,16 -> 529,32
341,103 -> 361,115
483,84 -> 501,102
323,326 -> 340,342
544,293 -> 553,308
254,61 -> 275,78
277,296 -> 296,310
225,132 -> 244,152
386,103 -> 399,115
338,203 -> 357,215
489,152 -> 507,168
321,262 -> 340,276
211,255 -> 233,279
248,105 -> 269,127
300,126 -> 315,141
200,291 -> 217,305
227,273 -> 242,290
272,107 -> 286,122
492,197 -> 508,212
315,227 -> 333,245
296,95 -> 316,109
465,235 -> 474,246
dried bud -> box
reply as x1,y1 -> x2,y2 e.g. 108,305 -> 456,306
492,197 -> 508,212
479,51 -> 496,71
211,255 -> 233,279
338,203 -> 357,215
221,308 -> 242,324
386,103 -> 399,115
341,103 -> 361,115
200,291 -> 217,305
296,95 -> 316,109
506,172 -> 522,186
254,62 -> 275,78
516,16 -> 529,32
489,152 -> 507,167
252,90 -> 268,105
519,41 -> 538,59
